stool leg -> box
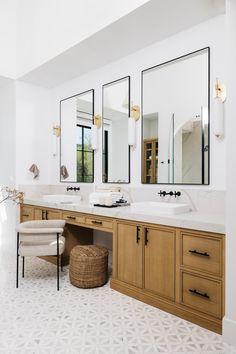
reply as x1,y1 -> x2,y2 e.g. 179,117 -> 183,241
22,256 -> 25,278
16,232 -> 19,288
57,233 -> 59,291
61,253 -> 64,272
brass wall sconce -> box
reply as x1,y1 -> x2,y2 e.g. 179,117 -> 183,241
53,125 -> 61,137
129,105 -> 140,146
130,105 -> 140,121
92,114 -> 101,150
213,78 -> 226,139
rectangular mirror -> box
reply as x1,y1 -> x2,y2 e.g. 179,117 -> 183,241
142,47 -> 209,185
60,89 -> 94,183
102,76 -> 130,183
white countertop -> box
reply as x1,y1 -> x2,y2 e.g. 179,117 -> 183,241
23,198 -> 225,234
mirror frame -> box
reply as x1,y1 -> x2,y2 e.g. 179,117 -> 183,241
102,76 -> 131,184
59,88 -> 95,183
141,47 -> 210,185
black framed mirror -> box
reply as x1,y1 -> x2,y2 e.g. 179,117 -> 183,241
60,89 -> 94,183
102,76 -> 130,183
141,47 -> 210,185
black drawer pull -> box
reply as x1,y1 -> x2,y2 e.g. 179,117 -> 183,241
92,220 -> 102,225
189,288 -> 210,299
189,249 -> 210,257
67,216 -> 76,220
136,226 -> 140,244
144,228 -> 149,246
23,214 -> 29,217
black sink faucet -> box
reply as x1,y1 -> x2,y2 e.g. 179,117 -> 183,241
158,190 -> 181,198
66,187 -> 80,192
158,190 -> 174,197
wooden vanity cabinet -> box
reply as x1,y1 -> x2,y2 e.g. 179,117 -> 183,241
115,222 -> 176,299
34,207 -> 61,220
144,226 -> 175,300
20,204 -> 225,334
20,205 -> 34,222
116,222 -> 143,288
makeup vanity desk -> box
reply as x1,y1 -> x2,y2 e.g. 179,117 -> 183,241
20,199 -> 225,334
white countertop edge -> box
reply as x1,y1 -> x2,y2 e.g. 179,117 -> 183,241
23,198 -> 225,235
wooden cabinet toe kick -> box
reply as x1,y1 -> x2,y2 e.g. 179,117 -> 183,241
110,279 -> 222,334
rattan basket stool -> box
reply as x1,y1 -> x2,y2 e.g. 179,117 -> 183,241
69,245 -> 109,288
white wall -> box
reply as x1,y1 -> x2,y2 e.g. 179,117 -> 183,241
223,0 -> 236,346
0,80 -> 17,259
49,15 -> 226,190
15,82 -> 52,185
0,0 -> 16,78
16,0 -> 149,77
0,80 -> 16,186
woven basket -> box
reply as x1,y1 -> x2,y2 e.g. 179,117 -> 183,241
69,245 -> 109,288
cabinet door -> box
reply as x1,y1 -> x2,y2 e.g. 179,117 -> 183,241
34,207 -> 44,220
117,222 -> 143,288
21,205 -> 34,222
144,227 -> 175,300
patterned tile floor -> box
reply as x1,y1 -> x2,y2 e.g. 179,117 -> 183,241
0,255 -> 235,354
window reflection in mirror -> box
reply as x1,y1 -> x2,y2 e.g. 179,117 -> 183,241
60,89 -> 94,183
102,76 -> 130,183
142,48 -> 209,185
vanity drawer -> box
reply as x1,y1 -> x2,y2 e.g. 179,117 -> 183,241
85,216 -> 113,231
62,212 -> 85,225
21,206 -> 34,222
181,272 -> 222,318
181,232 -> 222,276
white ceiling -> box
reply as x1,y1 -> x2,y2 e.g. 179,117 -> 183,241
18,0 -> 225,88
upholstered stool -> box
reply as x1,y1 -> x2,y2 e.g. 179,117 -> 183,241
69,245 -> 109,288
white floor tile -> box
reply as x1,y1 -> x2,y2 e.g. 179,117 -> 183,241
0,255 -> 235,354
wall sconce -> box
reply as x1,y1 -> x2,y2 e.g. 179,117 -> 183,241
91,115 -> 101,150
52,124 -> 61,156
213,78 -> 226,139
128,105 -> 140,146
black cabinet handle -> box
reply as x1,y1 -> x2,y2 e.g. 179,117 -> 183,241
42,210 -> 46,220
45,210 -> 48,220
136,226 -> 140,244
189,249 -> 210,257
144,228 -> 149,246
67,216 -> 76,220
92,220 -> 103,225
189,288 -> 210,299
23,214 -> 29,217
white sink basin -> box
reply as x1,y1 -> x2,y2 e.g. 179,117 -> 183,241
131,201 -> 190,215
42,194 -> 82,204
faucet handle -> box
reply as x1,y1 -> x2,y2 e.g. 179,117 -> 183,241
158,190 -> 166,197
174,191 -> 181,198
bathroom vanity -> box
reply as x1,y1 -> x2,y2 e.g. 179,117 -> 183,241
20,200 -> 225,334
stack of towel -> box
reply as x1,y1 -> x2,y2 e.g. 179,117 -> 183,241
89,186 -> 123,206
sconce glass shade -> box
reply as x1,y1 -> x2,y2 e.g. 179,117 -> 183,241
128,117 -> 136,146
213,96 -> 224,138
91,124 -> 98,150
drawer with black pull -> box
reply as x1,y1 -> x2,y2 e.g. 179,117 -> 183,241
85,216 -> 113,231
181,232 -> 222,276
62,212 -> 85,225
181,271 -> 222,318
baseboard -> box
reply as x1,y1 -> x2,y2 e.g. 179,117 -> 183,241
223,317 -> 236,347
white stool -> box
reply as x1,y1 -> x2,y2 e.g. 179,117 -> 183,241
16,220 -> 66,290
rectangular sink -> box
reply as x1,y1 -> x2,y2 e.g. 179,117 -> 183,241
42,194 -> 82,204
131,201 -> 190,215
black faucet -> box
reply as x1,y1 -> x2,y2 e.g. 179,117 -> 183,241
158,190 -> 174,197
158,190 -> 181,198
66,187 -> 80,192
